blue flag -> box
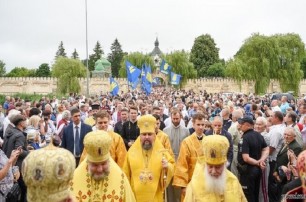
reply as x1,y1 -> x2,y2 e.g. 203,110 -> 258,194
160,59 -> 172,74
125,60 -> 141,83
145,65 -> 153,84
170,72 -> 182,85
141,64 -> 146,89
143,64 -> 152,95
131,78 -> 139,90
109,77 -> 119,96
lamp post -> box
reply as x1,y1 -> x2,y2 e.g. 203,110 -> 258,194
85,0 -> 90,97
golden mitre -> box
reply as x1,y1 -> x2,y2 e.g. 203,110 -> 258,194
84,130 -> 112,163
137,114 -> 156,134
202,135 -> 229,165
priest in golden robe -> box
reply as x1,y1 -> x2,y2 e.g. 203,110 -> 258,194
80,110 -> 127,167
84,103 -> 100,126
71,131 -> 136,202
152,114 -> 175,159
23,143 -> 76,202
122,114 -> 175,202
184,135 -> 247,202
173,113 -> 206,200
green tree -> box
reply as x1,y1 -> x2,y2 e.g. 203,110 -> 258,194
6,67 -> 36,77
165,50 -> 197,87
119,52 -> 154,78
273,34 -> 304,93
0,60 -> 6,76
206,62 -> 225,77
71,49 -> 79,59
88,41 -> 104,72
235,34 -> 277,94
301,55 -> 306,78
108,38 -> 124,77
190,34 -> 220,77
55,41 -> 67,59
226,33 -> 305,94
36,63 -> 51,77
225,58 -> 247,90
52,57 -> 87,94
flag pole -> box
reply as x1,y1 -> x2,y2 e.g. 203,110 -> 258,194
126,67 -> 130,92
85,0 -> 90,97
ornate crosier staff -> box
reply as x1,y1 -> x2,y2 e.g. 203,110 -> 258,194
159,149 -> 168,202
162,155 -> 168,202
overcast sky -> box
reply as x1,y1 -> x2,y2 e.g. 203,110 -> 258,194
0,0 -> 305,71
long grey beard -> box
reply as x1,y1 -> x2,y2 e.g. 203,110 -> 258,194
204,164 -> 226,195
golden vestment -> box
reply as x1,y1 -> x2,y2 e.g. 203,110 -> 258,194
80,131 -> 127,168
184,159 -> 247,202
71,158 -> 136,202
156,130 -> 175,159
173,133 -> 204,188
84,116 -> 95,126
122,137 -> 175,202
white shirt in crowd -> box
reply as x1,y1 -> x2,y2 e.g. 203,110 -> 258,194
269,123 -> 285,161
164,117 -> 185,128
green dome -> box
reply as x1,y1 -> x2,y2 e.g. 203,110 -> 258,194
94,59 -> 104,71
94,57 -> 111,71
100,57 -> 111,67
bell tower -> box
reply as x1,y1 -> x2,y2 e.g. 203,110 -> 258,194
149,37 -> 162,68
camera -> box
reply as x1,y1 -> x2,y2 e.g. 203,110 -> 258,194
43,116 -> 48,121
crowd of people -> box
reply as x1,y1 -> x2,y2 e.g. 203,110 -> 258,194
0,87 -> 306,201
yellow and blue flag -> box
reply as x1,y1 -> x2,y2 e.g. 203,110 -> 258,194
145,65 -> 153,83
144,64 -> 152,95
160,59 -> 172,74
109,77 -> 119,96
170,72 -> 182,85
141,64 -> 146,85
141,64 -> 152,95
125,60 -> 141,89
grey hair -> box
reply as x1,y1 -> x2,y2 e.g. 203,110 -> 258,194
232,109 -> 243,119
8,109 -> 21,122
256,117 -> 268,126
62,110 -> 71,119
285,127 -> 296,137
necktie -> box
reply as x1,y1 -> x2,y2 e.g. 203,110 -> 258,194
75,126 -> 80,156
117,111 -> 121,122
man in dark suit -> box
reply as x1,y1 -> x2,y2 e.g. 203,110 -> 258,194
152,106 -> 167,130
273,126 -> 302,201
121,106 -> 139,150
114,107 -> 129,136
61,108 -> 92,166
